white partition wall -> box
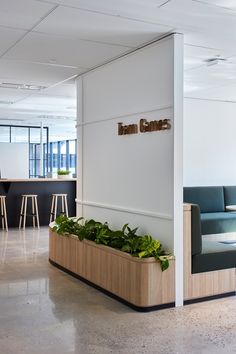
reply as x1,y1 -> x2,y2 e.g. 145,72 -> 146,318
77,33 -> 184,305
184,98 -> 236,186
0,143 -> 29,178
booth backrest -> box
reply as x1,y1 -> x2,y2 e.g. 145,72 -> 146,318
224,186 -> 236,206
183,186 -> 224,213
191,204 -> 202,255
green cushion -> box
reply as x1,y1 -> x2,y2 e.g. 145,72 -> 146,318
224,186 -> 236,206
201,212 -> 236,234
192,240 -> 236,273
184,186 -> 224,213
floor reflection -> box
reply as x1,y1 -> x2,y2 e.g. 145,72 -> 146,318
0,227 -> 235,354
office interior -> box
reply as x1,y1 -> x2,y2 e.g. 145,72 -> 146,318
0,1 -> 236,353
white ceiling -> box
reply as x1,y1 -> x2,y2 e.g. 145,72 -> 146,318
1,0 -> 236,140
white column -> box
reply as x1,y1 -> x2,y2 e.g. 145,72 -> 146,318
39,122 -> 44,177
173,33 -> 184,307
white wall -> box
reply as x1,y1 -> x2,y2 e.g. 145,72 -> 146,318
184,98 -> 236,186
77,34 -> 184,304
0,143 -> 29,178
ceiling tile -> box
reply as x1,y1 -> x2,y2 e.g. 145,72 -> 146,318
0,0 -> 56,30
34,6 -> 173,47
184,44 -> 223,61
3,32 -> 132,68
18,94 -> 76,108
40,0 -> 169,12
36,0 -> 179,31
0,87 -> 30,102
184,60 -> 236,96
184,31 -> 236,57
185,84 -> 236,102
192,0 -> 236,11
0,59 -> 79,86
0,27 -> 26,56
184,56 -> 202,71
42,83 -> 76,97
49,0 -> 236,36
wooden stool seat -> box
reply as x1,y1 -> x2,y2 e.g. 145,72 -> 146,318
22,194 -> 38,197
0,196 -> 8,231
19,195 -> 40,229
50,194 -> 68,222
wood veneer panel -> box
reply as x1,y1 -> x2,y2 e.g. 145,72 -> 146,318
49,229 -> 175,308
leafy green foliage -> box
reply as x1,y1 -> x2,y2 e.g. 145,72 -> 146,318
57,169 -> 70,175
52,215 -> 172,271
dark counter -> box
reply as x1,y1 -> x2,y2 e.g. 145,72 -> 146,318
0,179 -> 76,228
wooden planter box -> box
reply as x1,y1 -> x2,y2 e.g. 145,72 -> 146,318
49,229 -> 175,311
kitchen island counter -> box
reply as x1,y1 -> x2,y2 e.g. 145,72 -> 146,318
0,179 -> 76,227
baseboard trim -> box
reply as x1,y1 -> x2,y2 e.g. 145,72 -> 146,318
184,291 -> 236,305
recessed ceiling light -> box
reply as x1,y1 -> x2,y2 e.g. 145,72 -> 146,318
0,82 -> 47,91
0,100 -> 14,105
0,118 -> 23,121
38,115 -> 73,120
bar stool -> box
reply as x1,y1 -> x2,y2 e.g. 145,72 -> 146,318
19,195 -> 40,229
0,196 -> 8,231
50,194 -> 68,222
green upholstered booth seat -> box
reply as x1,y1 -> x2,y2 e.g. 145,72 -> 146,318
184,186 -> 224,213
224,186 -> 236,206
192,240 -> 236,273
184,186 -> 236,274
201,212 -> 236,235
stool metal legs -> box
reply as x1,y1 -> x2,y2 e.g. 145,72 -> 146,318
50,194 -> 68,223
0,196 -> 8,231
19,195 -> 40,229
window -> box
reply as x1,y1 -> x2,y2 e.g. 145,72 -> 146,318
32,139 -> 77,177
48,140 -> 76,174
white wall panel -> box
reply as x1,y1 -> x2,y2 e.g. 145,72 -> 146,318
77,34 -> 184,304
184,98 -> 236,186
0,143 -> 28,178
82,39 -> 174,123
82,108 -> 173,216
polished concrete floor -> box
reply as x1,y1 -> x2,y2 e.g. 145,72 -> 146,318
0,227 -> 235,354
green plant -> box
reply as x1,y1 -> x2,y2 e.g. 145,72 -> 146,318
57,169 -> 70,175
52,215 -> 172,271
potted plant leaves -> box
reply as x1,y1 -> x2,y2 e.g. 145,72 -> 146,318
57,169 -> 72,179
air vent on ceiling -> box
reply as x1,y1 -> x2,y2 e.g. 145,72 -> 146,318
204,57 -> 227,66
0,82 -> 47,91
38,115 -> 72,120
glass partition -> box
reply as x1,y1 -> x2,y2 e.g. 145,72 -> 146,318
0,124 -> 49,178
0,125 -> 76,178
11,127 -> 29,143
0,126 -> 10,142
